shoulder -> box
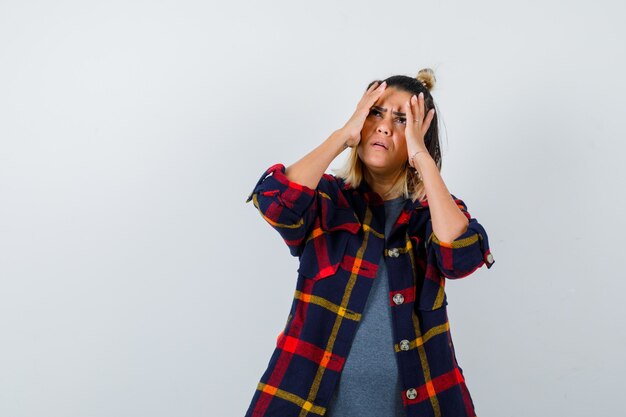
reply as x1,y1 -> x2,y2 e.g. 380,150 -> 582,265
263,163 -> 343,190
257,163 -> 354,207
315,172 -> 354,208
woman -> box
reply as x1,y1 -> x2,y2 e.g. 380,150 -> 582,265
244,69 -> 495,417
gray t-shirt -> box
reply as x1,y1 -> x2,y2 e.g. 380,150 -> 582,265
325,196 -> 408,417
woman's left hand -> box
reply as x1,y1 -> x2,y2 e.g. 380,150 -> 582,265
404,92 -> 436,165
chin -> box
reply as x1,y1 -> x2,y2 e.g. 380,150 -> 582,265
362,151 -> 389,166
362,160 -> 390,174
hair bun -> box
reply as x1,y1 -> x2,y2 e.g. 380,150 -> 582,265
416,68 -> 436,90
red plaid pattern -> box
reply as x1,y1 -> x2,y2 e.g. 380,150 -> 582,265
244,163 -> 495,417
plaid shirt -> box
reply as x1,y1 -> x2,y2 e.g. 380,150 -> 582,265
244,163 -> 495,417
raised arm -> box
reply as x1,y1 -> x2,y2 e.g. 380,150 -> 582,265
284,129 -> 348,190
245,81 -> 389,256
403,92 -> 494,278
285,80 -> 388,189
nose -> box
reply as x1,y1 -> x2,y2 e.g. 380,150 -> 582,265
376,120 -> 391,135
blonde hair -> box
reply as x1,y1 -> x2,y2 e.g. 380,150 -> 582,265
331,68 -> 441,203
331,147 -> 427,202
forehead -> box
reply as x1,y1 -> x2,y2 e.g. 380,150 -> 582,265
373,87 -> 412,109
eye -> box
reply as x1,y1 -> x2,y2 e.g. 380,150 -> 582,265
369,109 -> 382,117
395,118 -> 406,125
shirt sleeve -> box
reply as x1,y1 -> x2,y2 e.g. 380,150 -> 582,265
245,163 -> 319,257
424,194 -> 495,279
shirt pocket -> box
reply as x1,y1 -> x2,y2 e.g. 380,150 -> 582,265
415,287 -> 449,344
416,277 -> 449,312
408,227 -> 449,311
415,294 -> 453,369
297,230 -> 352,281
417,294 -> 448,311
297,205 -> 360,281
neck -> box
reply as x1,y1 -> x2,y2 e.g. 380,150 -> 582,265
364,168 -> 404,201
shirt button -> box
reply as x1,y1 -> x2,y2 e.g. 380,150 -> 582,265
400,339 -> 410,351
486,253 -> 494,263
388,248 -> 399,257
393,293 -> 405,305
406,388 -> 418,399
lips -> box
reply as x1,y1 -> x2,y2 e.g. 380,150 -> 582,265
371,140 -> 388,150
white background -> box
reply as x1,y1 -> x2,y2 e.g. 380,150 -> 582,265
1,1 -> 625,416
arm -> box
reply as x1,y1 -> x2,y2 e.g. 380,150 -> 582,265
403,92 -> 469,242
423,193 -> 495,279
402,92 -> 494,277
285,80 -> 388,189
413,150 -> 494,279
245,81 -> 388,257
245,163 -> 319,257
243,131 -> 349,257
412,151 -> 469,242
284,129 -> 348,190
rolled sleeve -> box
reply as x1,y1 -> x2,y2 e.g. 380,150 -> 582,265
245,163 -> 318,257
425,195 -> 495,279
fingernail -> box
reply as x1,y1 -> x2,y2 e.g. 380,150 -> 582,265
411,95 -> 417,102
419,92 -> 424,98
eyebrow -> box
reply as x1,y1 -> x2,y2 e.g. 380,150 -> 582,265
371,105 -> 406,117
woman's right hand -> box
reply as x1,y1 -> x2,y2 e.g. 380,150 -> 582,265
339,80 -> 387,148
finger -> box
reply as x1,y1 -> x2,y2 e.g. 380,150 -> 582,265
371,81 -> 386,94
418,92 -> 425,118
367,81 -> 380,93
422,108 -> 436,133
411,95 -> 423,129
365,81 -> 386,106
404,100 -> 413,127
358,82 -> 384,110
362,82 -> 379,98
411,95 -> 420,124
367,80 -> 385,93
362,81 -> 384,99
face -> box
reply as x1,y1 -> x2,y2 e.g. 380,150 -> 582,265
357,87 -> 413,176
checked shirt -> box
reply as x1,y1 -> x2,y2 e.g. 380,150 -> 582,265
244,163 -> 495,417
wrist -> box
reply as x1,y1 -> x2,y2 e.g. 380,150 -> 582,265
329,129 -> 350,154
408,147 -> 429,168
